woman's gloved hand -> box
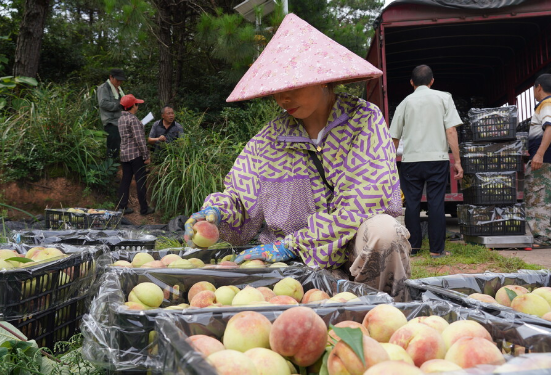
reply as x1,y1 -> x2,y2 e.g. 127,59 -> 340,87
183,206 -> 221,247
234,241 -> 297,264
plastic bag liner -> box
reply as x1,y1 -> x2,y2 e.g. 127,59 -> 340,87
11,229 -> 157,251
0,242 -> 105,319
154,298 -> 551,375
458,203 -> 525,226
99,245 -> 306,270
406,270 -> 551,329
81,267 -> 391,371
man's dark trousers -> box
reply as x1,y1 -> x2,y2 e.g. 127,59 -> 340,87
118,157 -> 148,214
400,161 -> 449,255
105,124 -> 121,159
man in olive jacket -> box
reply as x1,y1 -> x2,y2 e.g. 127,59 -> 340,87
97,68 -> 126,158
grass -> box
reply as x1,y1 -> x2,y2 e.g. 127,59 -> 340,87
411,239 -> 543,279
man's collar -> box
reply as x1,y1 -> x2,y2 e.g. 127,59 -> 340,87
535,95 -> 551,110
415,85 -> 430,92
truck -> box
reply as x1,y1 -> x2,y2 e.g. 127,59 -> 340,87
365,0 -> 551,216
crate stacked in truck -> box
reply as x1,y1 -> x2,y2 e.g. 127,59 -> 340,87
458,106 -> 526,237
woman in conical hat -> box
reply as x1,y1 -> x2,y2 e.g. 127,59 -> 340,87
185,14 -> 411,301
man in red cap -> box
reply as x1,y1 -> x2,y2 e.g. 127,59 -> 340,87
117,94 -> 155,215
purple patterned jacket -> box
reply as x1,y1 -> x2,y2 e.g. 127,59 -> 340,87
204,94 -> 401,269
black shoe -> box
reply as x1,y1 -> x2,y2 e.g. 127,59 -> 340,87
118,207 -> 134,215
141,207 -> 155,216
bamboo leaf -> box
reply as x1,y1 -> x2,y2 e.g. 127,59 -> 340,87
5,257 -> 34,263
505,288 -> 518,302
329,325 -> 365,365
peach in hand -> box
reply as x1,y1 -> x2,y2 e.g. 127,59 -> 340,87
192,220 -> 219,248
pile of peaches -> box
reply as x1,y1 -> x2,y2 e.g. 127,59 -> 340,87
111,251 -> 289,270
0,247 -> 67,270
182,304 -> 551,375
468,285 -> 551,319
123,277 -> 359,310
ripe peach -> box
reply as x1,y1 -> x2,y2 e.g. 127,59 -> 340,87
269,295 -> 299,305
389,322 -> 446,367
187,335 -> 225,357
270,307 -> 327,367
419,359 -> 462,373
441,320 -> 492,350
445,337 -> 505,368
327,334 -> 389,374
112,260 -> 133,267
192,221 -> 219,248
128,282 -> 164,308
532,287 -> 551,307
407,315 -> 449,333
273,278 -> 304,302
327,292 -> 357,303
124,301 -> 147,310
302,289 -> 330,304
131,252 -> 155,268
468,293 -> 499,305
240,259 -> 266,268
188,281 -> 216,302
543,312 -> 551,321
363,360 -> 423,375
244,348 -> 291,375
187,258 -> 205,268
257,287 -> 276,301
0,249 -> 18,259
511,293 -> 551,317
495,285 -> 529,307
215,286 -> 238,305
232,286 -> 266,306
327,321 -> 369,346
140,260 -> 166,268
0,259 -> 15,270
207,349 -> 258,375
190,290 -> 217,308
380,343 -> 414,365
362,304 -> 407,343
168,259 -> 195,269
160,254 -> 182,266
223,311 -> 272,352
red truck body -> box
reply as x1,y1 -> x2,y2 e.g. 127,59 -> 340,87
365,0 -> 551,213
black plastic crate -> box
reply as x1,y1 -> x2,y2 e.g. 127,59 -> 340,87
461,172 -> 517,205
457,203 -> 525,236
45,208 -> 122,230
5,295 -> 87,352
0,243 -> 103,319
82,268 -> 392,371
468,106 -> 518,142
460,140 -> 523,173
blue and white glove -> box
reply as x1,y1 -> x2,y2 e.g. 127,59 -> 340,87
183,206 -> 221,247
234,241 -> 297,264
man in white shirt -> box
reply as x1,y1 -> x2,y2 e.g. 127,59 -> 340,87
390,65 -> 463,258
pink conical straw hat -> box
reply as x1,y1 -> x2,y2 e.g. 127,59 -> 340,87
226,13 -> 382,102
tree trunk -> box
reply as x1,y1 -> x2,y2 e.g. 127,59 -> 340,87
157,0 -> 173,106
13,0 -> 50,78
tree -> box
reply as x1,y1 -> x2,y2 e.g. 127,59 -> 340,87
13,0 -> 50,78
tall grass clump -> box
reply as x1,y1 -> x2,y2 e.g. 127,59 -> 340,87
150,98 -> 281,218
0,84 -> 112,187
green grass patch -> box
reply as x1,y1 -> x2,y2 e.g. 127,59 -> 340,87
411,240 -> 542,279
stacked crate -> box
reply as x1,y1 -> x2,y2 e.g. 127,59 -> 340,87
458,106 -> 526,237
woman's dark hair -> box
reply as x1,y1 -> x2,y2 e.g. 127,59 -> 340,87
535,74 -> 551,93
411,65 -> 433,86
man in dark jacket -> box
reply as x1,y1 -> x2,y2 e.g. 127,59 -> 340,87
97,69 -> 126,158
